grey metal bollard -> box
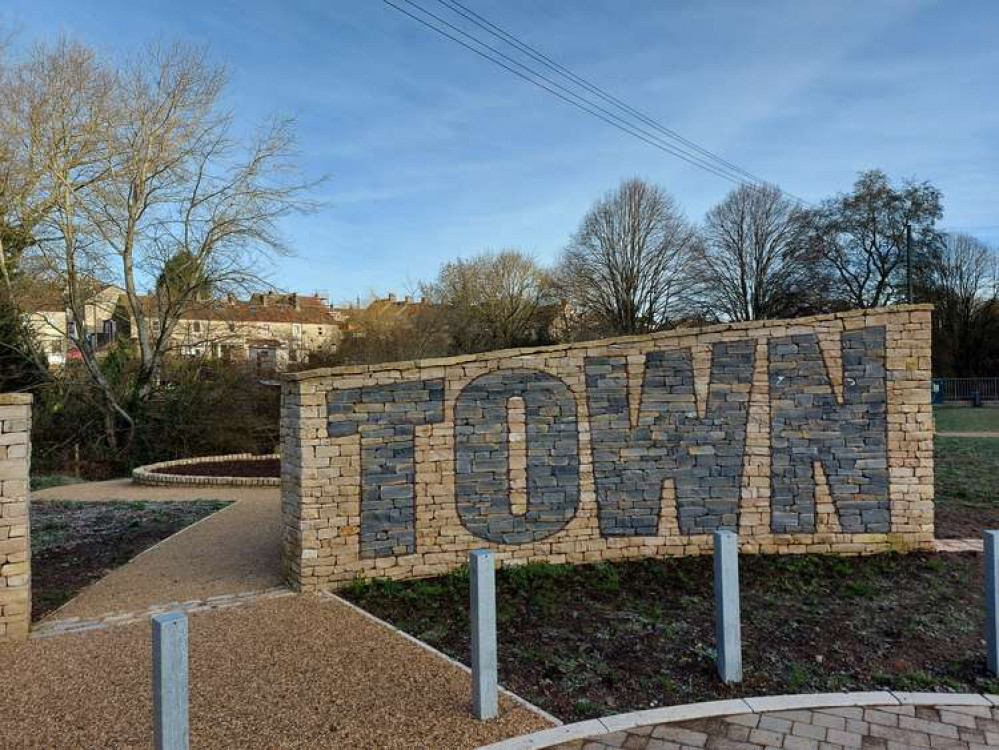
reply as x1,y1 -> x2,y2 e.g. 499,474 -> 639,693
986,531 -> 999,674
153,612 -> 190,750
713,529 -> 742,684
470,549 -> 498,720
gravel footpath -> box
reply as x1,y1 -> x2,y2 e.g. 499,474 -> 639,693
33,480 -> 282,619
0,594 -> 552,748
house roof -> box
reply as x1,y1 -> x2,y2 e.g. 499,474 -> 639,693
144,291 -> 341,326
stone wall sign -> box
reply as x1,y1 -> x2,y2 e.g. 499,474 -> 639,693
281,306 -> 933,591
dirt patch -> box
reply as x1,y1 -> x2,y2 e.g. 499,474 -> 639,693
343,552 -> 995,723
150,458 -> 279,478
30,500 -> 230,620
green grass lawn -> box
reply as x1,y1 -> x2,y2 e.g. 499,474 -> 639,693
934,436 -> 999,537
934,406 -> 999,433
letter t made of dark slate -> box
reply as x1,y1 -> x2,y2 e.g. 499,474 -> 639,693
714,529 -> 742,683
470,549 -> 498,720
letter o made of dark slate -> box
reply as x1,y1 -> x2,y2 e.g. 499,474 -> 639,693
455,368 -> 580,544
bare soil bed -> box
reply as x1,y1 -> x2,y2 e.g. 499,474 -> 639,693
30,500 -> 230,620
343,552 -> 994,723
151,458 -> 280,478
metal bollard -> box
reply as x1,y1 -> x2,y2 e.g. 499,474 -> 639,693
714,529 -> 742,684
985,531 -> 999,674
469,549 -> 498,719
153,612 -> 190,750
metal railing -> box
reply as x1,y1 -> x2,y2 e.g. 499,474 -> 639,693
934,377 -> 999,403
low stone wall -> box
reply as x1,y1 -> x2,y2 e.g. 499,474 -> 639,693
0,393 -> 31,641
132,453 -> 281,487
281,306 -> 934,592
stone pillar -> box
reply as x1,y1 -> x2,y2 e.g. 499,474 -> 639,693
0,393 -> 31,642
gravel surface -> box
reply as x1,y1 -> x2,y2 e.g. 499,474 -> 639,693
0,594 -> 552,748
33,480 -> 282,619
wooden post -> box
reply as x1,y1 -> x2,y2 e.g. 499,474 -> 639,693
470,549 -> 498,720
153,612 -> 189,750
714,529 -> 742,683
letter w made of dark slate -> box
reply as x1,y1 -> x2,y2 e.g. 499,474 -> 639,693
585,341 -> 755,537
769,326 -> 889,534
327,379 -> 445,557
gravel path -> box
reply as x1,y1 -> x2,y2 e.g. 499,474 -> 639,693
936,430 -> 999,438
33,479 -> 282,619
0,594 -> 552,748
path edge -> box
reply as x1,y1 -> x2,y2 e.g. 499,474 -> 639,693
323,592 -> 562,728
477,691 -> 999,750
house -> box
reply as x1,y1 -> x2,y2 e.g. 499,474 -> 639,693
23,283 -> 344,373
22,281 -> 130,366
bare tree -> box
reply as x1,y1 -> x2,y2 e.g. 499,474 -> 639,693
4,39 -> 316,448
422,249 -> 555,352
690,184 -> 816,322
924,233 -> 999,376
557,178 -> 697,336
814,169 -> 943,309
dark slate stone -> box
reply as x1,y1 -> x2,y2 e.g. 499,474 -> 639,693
585,340 -> 756,536
769,326 -> 889,534
326,379 -> 445,557
454,368 -> 580,544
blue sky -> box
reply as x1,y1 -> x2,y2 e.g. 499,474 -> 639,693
3,0 -> 997,302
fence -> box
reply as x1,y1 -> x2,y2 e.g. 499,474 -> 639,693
933,377 -> 999,404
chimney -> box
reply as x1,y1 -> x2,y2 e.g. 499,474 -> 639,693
404,295 -> 412,304
387,293 -> 396,302
226,292 -> 236,306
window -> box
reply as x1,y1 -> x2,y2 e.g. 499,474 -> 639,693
67,320 -> 77,339
228,322 -> 236,333
192,320 -> 202,333
102,319 -> 115,339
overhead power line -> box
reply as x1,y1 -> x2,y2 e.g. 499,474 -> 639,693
382,0 -> 811,207
436,0 -> 771,188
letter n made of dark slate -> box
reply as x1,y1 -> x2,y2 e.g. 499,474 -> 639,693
585,340 -> 755,536
455,369 -> 580,544
327,379 -> 444,557
769,325 -> 889,534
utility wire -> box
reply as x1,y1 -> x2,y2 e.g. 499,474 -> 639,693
384,0 -> 756,187
383,0 -> 811,206
436,0 -> 774,190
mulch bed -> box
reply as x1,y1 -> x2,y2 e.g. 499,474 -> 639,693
343,552 -> 995,723
29,500 -> 230,620
151,458 -> 280,478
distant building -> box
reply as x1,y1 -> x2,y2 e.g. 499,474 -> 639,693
22,284 -> 345,373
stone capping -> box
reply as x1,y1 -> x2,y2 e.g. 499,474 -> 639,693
476,692 -> 998,750
132,453 -> 281,487
284,304 -> 935,382
0,393 -> 32,405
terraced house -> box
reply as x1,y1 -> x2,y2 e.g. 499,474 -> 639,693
24,284 -> 347,373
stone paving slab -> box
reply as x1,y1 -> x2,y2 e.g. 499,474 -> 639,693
530,696 -> 999,750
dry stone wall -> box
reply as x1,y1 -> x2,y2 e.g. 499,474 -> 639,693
0,393 -> 31,641
281,306 -> 934,591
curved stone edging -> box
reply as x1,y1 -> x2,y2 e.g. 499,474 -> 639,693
132,453 -> 281,487
477,691 -> 999,750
